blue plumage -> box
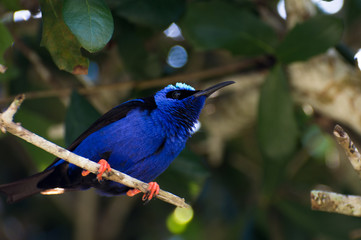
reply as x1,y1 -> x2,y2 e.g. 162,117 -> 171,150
0,81 -> 234,202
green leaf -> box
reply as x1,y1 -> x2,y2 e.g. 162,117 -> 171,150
63,0 -> 114,52
276,15 -> 343,63
40,0 -> 89,74
181,2 -> 277,56
0,0 -> 21,11
65,91 -> 101,147
257,65 -> 298,161
115,0 -> 185,29
0,22 -> 13,65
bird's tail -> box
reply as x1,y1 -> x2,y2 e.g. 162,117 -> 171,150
0,168 -> 55,203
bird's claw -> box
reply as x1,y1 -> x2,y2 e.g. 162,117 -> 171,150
126,182 -> 160,203
142,182 -> 159,202
81,159 -> 111,181
96,159 -> 111,181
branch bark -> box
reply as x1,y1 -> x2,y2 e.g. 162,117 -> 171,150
333,125 -> 361,178
310,125 -> 361,217
311,190 -> 361,216
0,95 -> 190,208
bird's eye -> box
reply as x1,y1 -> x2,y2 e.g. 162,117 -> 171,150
166,90 -> 195,100
172,91 -> 181,99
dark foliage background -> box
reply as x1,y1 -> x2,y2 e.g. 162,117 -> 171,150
1,0 -> 361,239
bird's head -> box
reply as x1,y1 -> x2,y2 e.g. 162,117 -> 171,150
154,81 -> 234,137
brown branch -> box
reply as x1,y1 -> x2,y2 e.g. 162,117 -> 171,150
0,57 -> 271,104
0,95 -> 190,208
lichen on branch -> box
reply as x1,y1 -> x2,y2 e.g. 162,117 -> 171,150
311,125 -> 361,217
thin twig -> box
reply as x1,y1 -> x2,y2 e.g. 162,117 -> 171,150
0,95 -> 190,208
1,94 -> 25,126
0,57 -> 271,105
311,190 -> 361,217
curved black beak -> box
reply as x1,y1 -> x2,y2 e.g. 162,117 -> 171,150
193,81 -> 235,98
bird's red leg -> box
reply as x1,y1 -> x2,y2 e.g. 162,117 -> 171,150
126,182 -> 160,201
81,159 -> 111,181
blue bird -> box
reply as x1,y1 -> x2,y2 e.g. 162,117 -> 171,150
0,81 -> 234,203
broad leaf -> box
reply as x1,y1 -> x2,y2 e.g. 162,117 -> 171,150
65,91 -> 101,147
181,1 -> 277,56
40,0 -> 89,74
63,0 -> 114,52
257,65 -> 298,161
0,22 -> 13,65
277,15 -> 343,63
116,0 -> 185,29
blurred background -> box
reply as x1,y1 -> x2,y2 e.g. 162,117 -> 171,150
1,0 -> 361,239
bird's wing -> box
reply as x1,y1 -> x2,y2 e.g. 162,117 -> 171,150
0,97 -> 158,201
46,96 -> 157,169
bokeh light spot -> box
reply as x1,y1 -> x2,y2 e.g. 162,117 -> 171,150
277,0 -> 343,19
312,0 -> 343,14
174,207 -> 194,224
167,214 -> 187,234
166,207 -> 194,234
167,45 -> 188,69
164,22 -> 183,40
277,0 -> 286,19
32,11 -> 42,19
13,10 -> 31,22
355,49 -> 361,70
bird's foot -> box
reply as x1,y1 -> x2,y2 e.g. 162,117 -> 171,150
81,159 -> 111,181
142,182 -> 160,201
126,182 -> 160,203
126,188 -> 141,197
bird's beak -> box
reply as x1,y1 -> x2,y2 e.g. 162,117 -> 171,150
193,81 -> 235,98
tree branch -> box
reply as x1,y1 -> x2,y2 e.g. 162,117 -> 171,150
311,190 -> 361,216
310,125 -> 361,216
0,95 -> 190,208
333,125 -> 361,178
0,57 -> 272,105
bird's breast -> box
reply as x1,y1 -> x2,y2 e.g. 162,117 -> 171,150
70,108 -> 187,180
